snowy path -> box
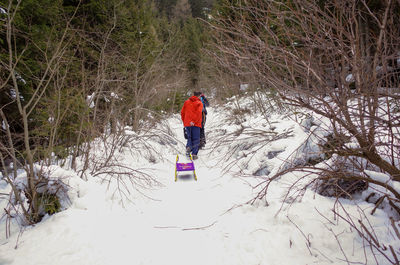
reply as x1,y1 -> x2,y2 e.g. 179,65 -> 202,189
111,109 -> 260,265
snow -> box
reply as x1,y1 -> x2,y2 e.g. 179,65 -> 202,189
86,93 -> 95,108
240,83 -> 249,91
9,89 -> 17,99
363,170 -> 400,202
345,73 -> 354,82
0,97 -> 399,265
110,92 -> 120,100
366,170 -> 392,184
15,73 -> 26,85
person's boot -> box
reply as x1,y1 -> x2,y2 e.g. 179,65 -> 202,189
199,139 -> 205,149
192,154 -> 198,160
186,147 -> 191,157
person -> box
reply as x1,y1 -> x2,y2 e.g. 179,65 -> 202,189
199,93 -> 209,149
181,91 -> 203,160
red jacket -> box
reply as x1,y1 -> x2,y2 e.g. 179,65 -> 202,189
181,96 -> 203,127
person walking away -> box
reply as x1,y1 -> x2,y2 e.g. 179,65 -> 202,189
199,93 -> 209,149
181,91 -> 203,159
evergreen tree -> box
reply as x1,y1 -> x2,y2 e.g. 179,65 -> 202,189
173,0 -> 191,22
188,0 -> 214,18
182,18 -> 203,87
154,0 -> 178,19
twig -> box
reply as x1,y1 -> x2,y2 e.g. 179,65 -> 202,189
286,215 -> 313,256
333,204 -> 395,264
370,195 -> 386,215
154,226 -> 180,229
182,220 -> 218,231
328,227 -> 351,265
358,220 -> 380,248
390,217 -> 400,240
315,207 -> 336,225
389,245 -> 399,265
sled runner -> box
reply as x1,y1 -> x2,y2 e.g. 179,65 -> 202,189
175,154 -> 197,181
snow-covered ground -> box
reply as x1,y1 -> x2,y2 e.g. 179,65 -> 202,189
0,97 -> 399,265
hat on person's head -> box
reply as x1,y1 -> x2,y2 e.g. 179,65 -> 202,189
194,91 -> 201,97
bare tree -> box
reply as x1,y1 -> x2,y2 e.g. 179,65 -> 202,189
0,0 -> 82,224
210,0 -> 400,189
210,0 -> 400,262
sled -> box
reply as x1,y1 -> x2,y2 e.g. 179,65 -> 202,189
175,154 -> 197,181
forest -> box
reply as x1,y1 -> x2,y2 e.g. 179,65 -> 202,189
0,0 -> 219,223
1,0 -> 400,264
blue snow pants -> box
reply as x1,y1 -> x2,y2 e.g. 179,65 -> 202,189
185,126 -> 201,155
